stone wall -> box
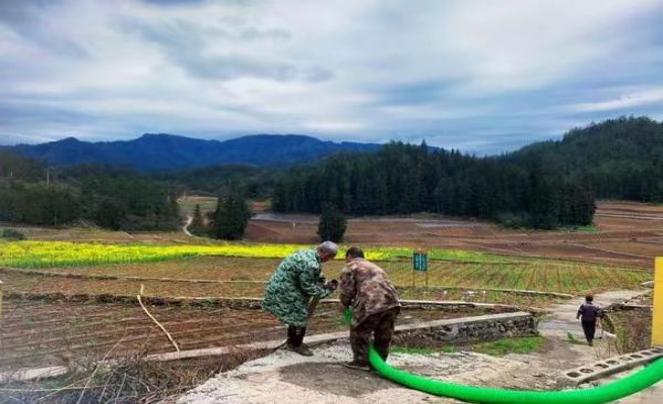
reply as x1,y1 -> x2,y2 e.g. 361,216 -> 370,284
5,292 -> 520,313
394,312 -> 538,344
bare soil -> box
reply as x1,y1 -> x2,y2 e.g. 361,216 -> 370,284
4,201 -> 661,268
0,299 -> 491,371
246,201 -> 663,268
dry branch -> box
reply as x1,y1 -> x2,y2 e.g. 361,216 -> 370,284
137,284 -> 180,352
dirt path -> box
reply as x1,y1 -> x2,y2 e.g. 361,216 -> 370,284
183,215 -> 193,237
179,289 -> 661,403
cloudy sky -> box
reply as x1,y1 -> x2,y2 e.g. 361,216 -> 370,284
1,0 -> 663,153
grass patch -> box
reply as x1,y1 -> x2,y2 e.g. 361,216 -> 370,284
440,345 -> 457,353
393,337 -> 544,357
2,242 -> 650,296
566,332 -> 585,345
471,336 -> 545,356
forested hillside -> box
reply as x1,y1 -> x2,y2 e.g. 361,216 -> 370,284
0,151 -> 179,230
3,116 -> 661,230
154,164 -> 277,199
271,144 -> 595,229
512,116 -> 663,202
272,116 -> 662,229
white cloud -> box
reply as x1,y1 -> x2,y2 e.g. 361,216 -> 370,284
572,88 -> 663,112
0,0 -> 662,153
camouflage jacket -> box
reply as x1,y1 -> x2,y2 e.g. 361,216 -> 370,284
262,249 -> 333,327
339,258 -> 400,327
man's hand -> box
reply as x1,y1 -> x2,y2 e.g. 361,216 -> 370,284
325,279 -> 338,292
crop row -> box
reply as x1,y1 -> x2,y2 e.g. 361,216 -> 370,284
0,240 -> 508,269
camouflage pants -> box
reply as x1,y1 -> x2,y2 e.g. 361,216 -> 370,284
350,307 -> 400,366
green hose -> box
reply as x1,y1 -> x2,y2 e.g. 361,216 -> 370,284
369,348 -> 663,403
343,309 -> 663,403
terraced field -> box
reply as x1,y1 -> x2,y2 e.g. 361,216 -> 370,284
0,236 -> 652,374
2,255 -> 649,296
0,300 -> 495,371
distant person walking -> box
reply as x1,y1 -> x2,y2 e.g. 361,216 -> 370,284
576,295 -> 602,346
339,247 -> 401,370
263,241 -> 339,356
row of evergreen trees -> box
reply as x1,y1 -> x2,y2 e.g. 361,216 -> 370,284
0,181 -> 80,226
0,152 -> 180,230
188,193 -> 252,239
189,196 -> 347,242
272,143 -> 595,229
212,194 -> 252,239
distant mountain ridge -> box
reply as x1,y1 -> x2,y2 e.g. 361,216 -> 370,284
1,133 -> 381,170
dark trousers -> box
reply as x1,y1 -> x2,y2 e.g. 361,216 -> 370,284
582,320 -> 596,343
350,307 -> 400,366
287,325 -> 307,347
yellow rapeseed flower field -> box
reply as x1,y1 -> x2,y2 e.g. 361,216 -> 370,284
0,240 -> 497,268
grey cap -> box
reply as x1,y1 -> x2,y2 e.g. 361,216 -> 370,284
317,241 -> 339,255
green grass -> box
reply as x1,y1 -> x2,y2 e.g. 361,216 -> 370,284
566,332 -> 584,345
380,259 -> 649,294
440,345 -> 457,353
472,336 -> 544,356
5,242 -> 651,296
393,337 -> 544,357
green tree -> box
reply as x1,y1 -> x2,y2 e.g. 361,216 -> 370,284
317,204 -> 347,242
189,203 -> 206,235
528,171 -> 560,230
213,193 -> 252,240
94,199 -> 126,230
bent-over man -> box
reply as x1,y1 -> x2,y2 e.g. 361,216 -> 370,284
263,241 -> 338,356
339,246 -> 400,370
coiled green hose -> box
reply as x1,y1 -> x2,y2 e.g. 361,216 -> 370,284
344,308 -> 663,403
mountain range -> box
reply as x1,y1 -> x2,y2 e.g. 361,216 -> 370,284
1,134 -> 381,170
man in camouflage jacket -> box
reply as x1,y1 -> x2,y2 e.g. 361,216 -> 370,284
263,241 -> 339,356
339,246 -> 400,370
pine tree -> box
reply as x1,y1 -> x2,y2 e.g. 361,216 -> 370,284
189,203 -> 206,235
528,170 -> 560,229
213,194 -> 252,240
317,204 -> 347,242
95,199 -> 126,230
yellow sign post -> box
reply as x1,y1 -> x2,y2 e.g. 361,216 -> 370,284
653,258 -> 663,347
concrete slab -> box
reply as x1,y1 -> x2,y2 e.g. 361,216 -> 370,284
563,347 -> 663,385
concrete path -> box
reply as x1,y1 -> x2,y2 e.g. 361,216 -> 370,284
179,289 -> 662,403
536,290 -> 647,367
539,289 -> 643,341
178,343 -> 557,404
538,289 -> 663,403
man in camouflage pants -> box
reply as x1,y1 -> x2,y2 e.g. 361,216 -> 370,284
263,241 -> 339,356
339,246 -> 400,370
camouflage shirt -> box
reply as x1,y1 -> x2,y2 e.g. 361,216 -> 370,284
262,249 -> 332,327
339,258 -> 400,327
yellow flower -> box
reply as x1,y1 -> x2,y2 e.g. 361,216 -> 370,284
0,240 -> 494,268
